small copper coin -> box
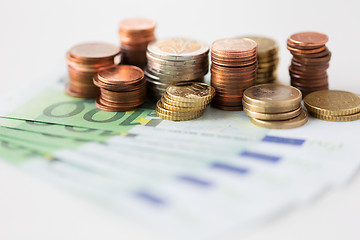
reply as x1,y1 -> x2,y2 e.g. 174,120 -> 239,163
212,38 -> 257,55
119,18 -> 156,32
96,65 -> 144,86
288,32 -> 328,47
68,42 -> 120,61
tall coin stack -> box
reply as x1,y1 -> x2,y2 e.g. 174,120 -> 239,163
66,42 -> 120,98
245,36 -> 279,84
93,65 -> 146,111
243,84 -> 308,129
287,32 -> 331,97
210,38 -> 258,110
119,18 -> 156,69
145,38 -> 209,101
156,82 -> 215,121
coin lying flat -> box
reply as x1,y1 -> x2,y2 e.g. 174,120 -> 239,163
166,82 -> 215,103
309,111 -> 360,122
244,106 -> 302,120
68,42 -> 120,61
156,101 -> 203,116
288,32 -> 328,47
250,109 -> 308,129
161,98 -> 204,112
147,38 -> 209,61
304,90 -> 360,116
245,36 -> 278,56
162,93 -> 210,107
155,111 -> 204,121
243,84 -> 302,112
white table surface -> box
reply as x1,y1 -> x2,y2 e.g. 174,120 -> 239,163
1,0 -> 360,239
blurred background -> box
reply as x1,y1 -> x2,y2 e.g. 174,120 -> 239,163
0,0 -> 359,239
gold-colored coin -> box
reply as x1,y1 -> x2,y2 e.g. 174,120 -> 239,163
166,82 -> 215,103
304,90 -> 360,116
308,111 -> 360,122
250,109 -> 308,129
155,111 -> 204,121
162,93 -> 211,107
155,100 -> 203,116
161,97 -> 205,112
244,106 -> 302,120
245,36 -> 278,56
242,99 -> 283,113
243,84 -> 302,113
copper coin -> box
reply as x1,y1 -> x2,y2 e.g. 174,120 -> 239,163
290,48 -> 330,58
211,102 -> 243,111
96,65 -> 144,86
287,45 -> 326,54
95,97 -> 138,112
291,79 -> 328,88
119,18 -> 156,33
289,66 -> 327,77
286,40 -> 322,50
291,58 -> 330,67
291,60 -> 329,70
65,85 -> 99,99
211,38 -> 257,55
292,52 -> 331,63
67,42 -> 120,62
288,32 -> 328,47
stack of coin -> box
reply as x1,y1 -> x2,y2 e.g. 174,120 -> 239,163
210,38 -> 258,110
243,84 -> 308,129
304,90 -> 360,122
287,32 -> 331,97
66,42 -> 120,98
119,18 -> 156,69
93,65 -> 146,111
245,36 -> 279,84
155,82 -> 215,121
145,38 -> 209,101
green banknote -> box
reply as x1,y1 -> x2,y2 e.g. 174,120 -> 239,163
0,135 -> 54,164
1,86 -> 160,132
0,118 -> 129,142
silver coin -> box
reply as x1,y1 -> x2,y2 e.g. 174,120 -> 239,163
145,68 -> 207,82
147,59 -> 208,71
147,63 -> 209,75
147,38 -> 209,61
146,52 -> 209,67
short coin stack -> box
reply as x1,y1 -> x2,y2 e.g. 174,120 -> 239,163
287,32 -> 331,97
119,18 -> 156,69
245,36 -> 279,84
93,65 -> 146,111
243,84 -> 308,129
66,42 -> 120,98
145,38 -> 209,101
211,38 -> 258,111
155,82 -> 215,121
304,90 -> 360,122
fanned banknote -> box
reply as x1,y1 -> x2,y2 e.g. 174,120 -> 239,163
0,77 -> 359,240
